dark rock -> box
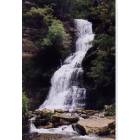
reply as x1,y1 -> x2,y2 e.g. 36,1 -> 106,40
38,122 -> 53,129
80,114 -> 88,119
52,113 -> 79,127
34,118 -> 49,127
75,109 -> 98,116
72,124 -> 87,135
96,127 -> 111,136
85,110 -> 99,116
33,109 -> 54,128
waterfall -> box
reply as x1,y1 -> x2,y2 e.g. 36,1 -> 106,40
39,19 -> 95,110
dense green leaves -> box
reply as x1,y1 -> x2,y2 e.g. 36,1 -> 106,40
89,0 -> 115,35
94,34 -> 115,50
42,19 -> 71,47
25,6 -> 53,17
82,0 -> 115,109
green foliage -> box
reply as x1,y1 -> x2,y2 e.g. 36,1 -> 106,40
83,0 -> 115,109
27,0 -> 92,19
23,6 -> 54,27
42,19 -> 65,46
23,1 -> 72,52
22,92 -> 29,115
71,0 -> 92,18
94,34 -> 115,51
42,19 -> 71,48
25,6 -> 53,17
84,35 -> 115,90
89,0 -> 115,35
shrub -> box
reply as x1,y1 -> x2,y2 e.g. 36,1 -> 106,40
25,6 -> 53,17
23,6 -> 54,28
42,19 -> 71,47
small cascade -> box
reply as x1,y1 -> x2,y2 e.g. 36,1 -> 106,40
30,117 -> 100,139
30,117 -> 77,135
39,19 -> 95,111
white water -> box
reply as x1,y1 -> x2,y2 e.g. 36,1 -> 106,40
30,119 -> 77,135
30,116 -> 76,135
30,118 -> 99,139
39,19 -> 95,110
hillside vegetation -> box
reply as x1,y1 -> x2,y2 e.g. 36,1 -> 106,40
22,0 -> 115,116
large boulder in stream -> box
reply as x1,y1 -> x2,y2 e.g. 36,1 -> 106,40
34,109 -> 54,115
54,109 -> 67,113
52,113 -> 79,127
33,109 -> 80,128
33,109 -> 54,128
73,117 -> 115,136
75,109 -> 99,119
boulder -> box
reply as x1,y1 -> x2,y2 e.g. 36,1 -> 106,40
34,109 -> 54,119
73,117 -> 115,136
34,109 -> 54,114
37,122 -> 53,129
33,109 -> 54,128
72,124 -> 87,135
75,109 -> 87,114
52,113 -> 79,127
85,110 -> 99,116
80,114 -> 88,119
75,109 -> 98,116
34,118 -> 50,127
54,109 -> 66,113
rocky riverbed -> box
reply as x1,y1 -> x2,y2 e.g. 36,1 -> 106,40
24,108 -> 115,140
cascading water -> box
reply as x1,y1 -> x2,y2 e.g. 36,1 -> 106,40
29,19 -> 101,140
30,117 -> 77,135
39,19 -> 95,110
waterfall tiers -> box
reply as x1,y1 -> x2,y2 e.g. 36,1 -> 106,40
29,20 -> 115,140
39,19 -> 95,111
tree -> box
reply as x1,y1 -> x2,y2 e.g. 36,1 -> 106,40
83,0 -> 115,109
42,19 -> 71,48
